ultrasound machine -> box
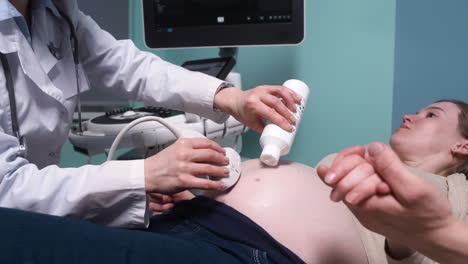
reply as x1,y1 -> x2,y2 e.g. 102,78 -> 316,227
69,0 -> 305,161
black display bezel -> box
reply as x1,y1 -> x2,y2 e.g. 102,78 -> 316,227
142,0 -> 304,49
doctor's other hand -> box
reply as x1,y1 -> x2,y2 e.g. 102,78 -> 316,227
214,86 -> 301,133
149,191 -> 195,215
144,138 -> 229,195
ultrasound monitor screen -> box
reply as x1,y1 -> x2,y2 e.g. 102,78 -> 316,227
154,0 -> 292,29
143,0 -> 304,49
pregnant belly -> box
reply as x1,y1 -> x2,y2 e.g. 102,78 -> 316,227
212,159 -> 368,264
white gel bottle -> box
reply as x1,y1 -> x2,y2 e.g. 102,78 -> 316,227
259,79 -> 309,166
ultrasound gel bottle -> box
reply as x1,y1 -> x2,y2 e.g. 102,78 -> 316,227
259,79 -> 309,166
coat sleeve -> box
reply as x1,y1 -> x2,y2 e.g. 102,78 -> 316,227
0,130 -> 149,228
74,10 -> 229,123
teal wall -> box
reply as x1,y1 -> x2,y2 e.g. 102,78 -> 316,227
286,0 -> 395,166
62,0 -> 396,168
392,0 -> 468,130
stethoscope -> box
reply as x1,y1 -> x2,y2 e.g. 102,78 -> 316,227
0,5 -> 83,158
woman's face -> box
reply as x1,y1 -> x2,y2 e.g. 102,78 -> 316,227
390,102 -> 464,160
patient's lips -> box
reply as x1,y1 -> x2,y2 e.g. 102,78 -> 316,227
399,124 -> 410,130
395,123 -> 410,133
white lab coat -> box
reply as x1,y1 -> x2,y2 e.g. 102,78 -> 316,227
0,0 -> 228,228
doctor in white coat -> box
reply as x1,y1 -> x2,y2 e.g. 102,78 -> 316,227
0,0 -> 301,228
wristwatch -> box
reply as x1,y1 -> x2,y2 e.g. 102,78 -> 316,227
213,82 -> 235,112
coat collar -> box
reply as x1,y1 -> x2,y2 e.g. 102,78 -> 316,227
0,0 -> 21,22
0,0 -> 78,104
0,19 -> 20,54
0,0 -> 62,54
0,0 -> 60,21
0,1 -> 22,53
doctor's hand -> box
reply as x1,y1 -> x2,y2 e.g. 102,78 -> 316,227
144,138 -> 229,195
213,86 -> 301,133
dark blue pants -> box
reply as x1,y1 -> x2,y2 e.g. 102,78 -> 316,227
0,206 -> 268,264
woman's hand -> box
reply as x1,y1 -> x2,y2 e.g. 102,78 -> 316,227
317,145 -> 391,205
144,137 -> 229,194
319,142 -> 459,262
214,86 -> 301,133
343,143 -> 456,244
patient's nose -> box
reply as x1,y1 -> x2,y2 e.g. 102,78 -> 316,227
402,114 -> 414,123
